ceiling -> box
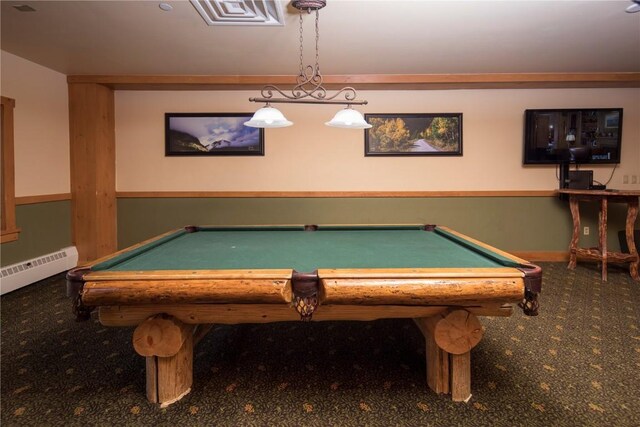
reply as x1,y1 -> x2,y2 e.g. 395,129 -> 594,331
1,0 -> 639,76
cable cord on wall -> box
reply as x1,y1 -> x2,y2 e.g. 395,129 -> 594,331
593,163 -> 618,186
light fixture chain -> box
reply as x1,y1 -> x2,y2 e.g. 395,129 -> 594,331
299,10 -> 304,77
248,0 -> 368,112
315,9 -> 320,74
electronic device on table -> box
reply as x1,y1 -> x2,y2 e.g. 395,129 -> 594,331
567,170 -> 593,190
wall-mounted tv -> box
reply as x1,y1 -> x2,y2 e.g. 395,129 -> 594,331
523,108 -> 623,164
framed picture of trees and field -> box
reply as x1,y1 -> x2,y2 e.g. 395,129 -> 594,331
364,113 -> 462,156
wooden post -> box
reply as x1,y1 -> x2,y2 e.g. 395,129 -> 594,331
68,83 -> 116,264
568,195 -> 581,270
133,315 -> 196,407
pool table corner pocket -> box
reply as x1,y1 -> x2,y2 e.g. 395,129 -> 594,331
66,267 -> 95,321
517,263 -> 542,316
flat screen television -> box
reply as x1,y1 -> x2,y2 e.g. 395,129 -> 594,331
523,108 -> 623,165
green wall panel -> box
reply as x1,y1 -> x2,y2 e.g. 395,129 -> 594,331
116,197 -> 637,253
1,201 -> 72,267
2,197 -> 633,268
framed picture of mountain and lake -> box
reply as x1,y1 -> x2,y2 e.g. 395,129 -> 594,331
364,113 -> 462,156
165,113 -> 264,156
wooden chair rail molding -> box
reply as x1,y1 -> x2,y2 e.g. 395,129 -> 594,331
16,193 -> 72,205
115,190 -> 557,198
13,191 -> 555,202
67,73 -> 640,91
15,190 -> 561,200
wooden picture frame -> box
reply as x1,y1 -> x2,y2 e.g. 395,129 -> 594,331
365,113 -> 463,156
165,113 -> 264,156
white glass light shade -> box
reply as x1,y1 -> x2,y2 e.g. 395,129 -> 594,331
325,107 -> 371,129
244,106 -> 293,128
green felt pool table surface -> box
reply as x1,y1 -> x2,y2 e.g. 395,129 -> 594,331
93,225 -> 522,273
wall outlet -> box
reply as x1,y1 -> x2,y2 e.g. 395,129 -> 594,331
632,175 -> 638,184
583,226 -> 590,235
623,175 -> 629,184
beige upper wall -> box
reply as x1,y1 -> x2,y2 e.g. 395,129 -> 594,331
116,88 -> 639,191
1,50 -> 70,197
2,48 -> 637,196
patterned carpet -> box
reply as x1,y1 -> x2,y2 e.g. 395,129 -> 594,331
1,262 -> 639,426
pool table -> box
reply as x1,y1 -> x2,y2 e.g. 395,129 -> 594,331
67,224 -> 541,407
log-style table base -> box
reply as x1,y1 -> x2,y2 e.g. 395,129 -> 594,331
559,189 -> 640,281
109,304 -> 512,406
413,309 -> 485,402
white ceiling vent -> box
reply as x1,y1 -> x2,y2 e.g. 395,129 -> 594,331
190,0 -> 284,26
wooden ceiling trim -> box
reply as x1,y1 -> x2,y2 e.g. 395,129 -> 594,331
67,73 -> 640,90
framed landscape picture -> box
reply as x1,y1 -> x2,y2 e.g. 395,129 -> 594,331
165,113 -> 264,156
364,113 -> 463,156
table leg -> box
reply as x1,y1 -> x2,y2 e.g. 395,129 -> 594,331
414,317 -> 449,394
132,314 -> 196,407
599,198 -> 608,281
414,310 -> 484,402
626,199 -> 640,281
451,352 -> 472,403
426,330 -> 450,394
148,333 -> 194,407
568,195 -> 581,270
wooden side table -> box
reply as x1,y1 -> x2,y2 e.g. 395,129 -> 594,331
558,189 -> 639,281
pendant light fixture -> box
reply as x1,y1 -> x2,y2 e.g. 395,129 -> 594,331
244,0 -> 370,129
243,103 -> 293,128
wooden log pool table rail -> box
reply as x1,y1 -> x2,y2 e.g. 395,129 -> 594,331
79,270 -> 525,307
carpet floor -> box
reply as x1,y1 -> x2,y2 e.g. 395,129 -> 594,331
1,262 -> 639,426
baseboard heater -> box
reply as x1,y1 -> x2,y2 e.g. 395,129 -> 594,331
1,246 -> 78,295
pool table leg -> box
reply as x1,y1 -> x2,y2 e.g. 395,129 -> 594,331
415,317 -> 450,394
132,314 -> 197,407
414,309 -> 484,403
450,353 -> 471,402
